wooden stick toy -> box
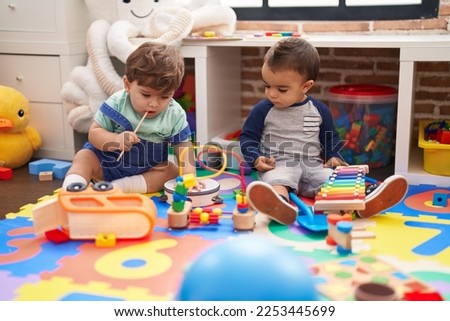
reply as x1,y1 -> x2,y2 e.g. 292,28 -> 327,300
117,111 -> 148,161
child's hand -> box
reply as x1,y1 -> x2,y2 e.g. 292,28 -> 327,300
324,157 -> 348,168
117,131 -> 140,152
254,156 -> 276,171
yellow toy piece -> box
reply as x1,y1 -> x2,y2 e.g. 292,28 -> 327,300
0,85 -> 42,169
95,233 -> 117,247
199,212 -> 210,223
193,207 -> 203,214
203,31 -> 216,37
212,208 -> 222,216
181,173 -> 197,188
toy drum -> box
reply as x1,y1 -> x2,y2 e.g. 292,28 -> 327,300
163,178 -> 220,207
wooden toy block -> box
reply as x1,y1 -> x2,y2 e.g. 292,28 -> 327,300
29,158 -> 72,179
326,213 -> 375,255
326,215 -> 353,255
232,207 -> 255,231
167,201 -> 192,229
39,171 -> 53,181
0,166 -> 13,180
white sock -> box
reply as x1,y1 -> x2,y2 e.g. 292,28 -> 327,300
112,175 -> 147,193
62,174 -> 88,190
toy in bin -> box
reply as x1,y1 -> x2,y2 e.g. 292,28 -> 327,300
418,120 -> 450,176
329,84 -> 397,168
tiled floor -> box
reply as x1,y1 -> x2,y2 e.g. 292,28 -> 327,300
0,161 -> 63,219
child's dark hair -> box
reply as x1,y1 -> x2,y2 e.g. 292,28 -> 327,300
125,42 -> 185,93
264,37 -> 320,81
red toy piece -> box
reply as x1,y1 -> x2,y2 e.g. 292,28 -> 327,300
440,130 -> 450,144
45,229 -> 70,244
403,290 -> 444,301
0,166 -> 13,180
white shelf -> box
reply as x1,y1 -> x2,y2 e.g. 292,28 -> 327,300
400,146 -> 450,188
0,0 -> 91,161
182,34 -> 450,49
179,35 -> 450,186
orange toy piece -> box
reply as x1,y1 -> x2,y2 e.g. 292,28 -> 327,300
32,181 -> 156,242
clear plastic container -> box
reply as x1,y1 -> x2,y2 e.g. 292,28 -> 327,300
328,84 -> 398,168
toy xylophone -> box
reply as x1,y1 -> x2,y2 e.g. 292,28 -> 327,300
314,165 -> 369,212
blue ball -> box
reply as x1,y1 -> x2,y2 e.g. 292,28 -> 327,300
178,237 -> 318,301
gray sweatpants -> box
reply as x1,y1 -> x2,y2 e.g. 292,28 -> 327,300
258,158 -> 333,198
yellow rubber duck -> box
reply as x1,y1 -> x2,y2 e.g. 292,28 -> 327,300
0,85 -> 42,169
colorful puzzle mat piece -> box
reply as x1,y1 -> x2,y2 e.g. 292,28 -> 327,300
1,175 -> 450,301
311,255 -> 441,301
387,184 -> 449,219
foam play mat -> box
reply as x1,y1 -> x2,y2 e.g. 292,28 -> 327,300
1,171 -> 449,301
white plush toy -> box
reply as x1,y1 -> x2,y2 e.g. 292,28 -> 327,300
62,0 -> 236,133
185,0 -> 237,36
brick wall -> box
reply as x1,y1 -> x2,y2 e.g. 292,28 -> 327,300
236,1 -> 450,141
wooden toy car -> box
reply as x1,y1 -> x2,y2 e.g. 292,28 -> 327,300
32,181 -> 156,244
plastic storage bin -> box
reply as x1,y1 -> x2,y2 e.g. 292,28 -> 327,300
328,84 -> 398,168
418,120 -> 450,176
